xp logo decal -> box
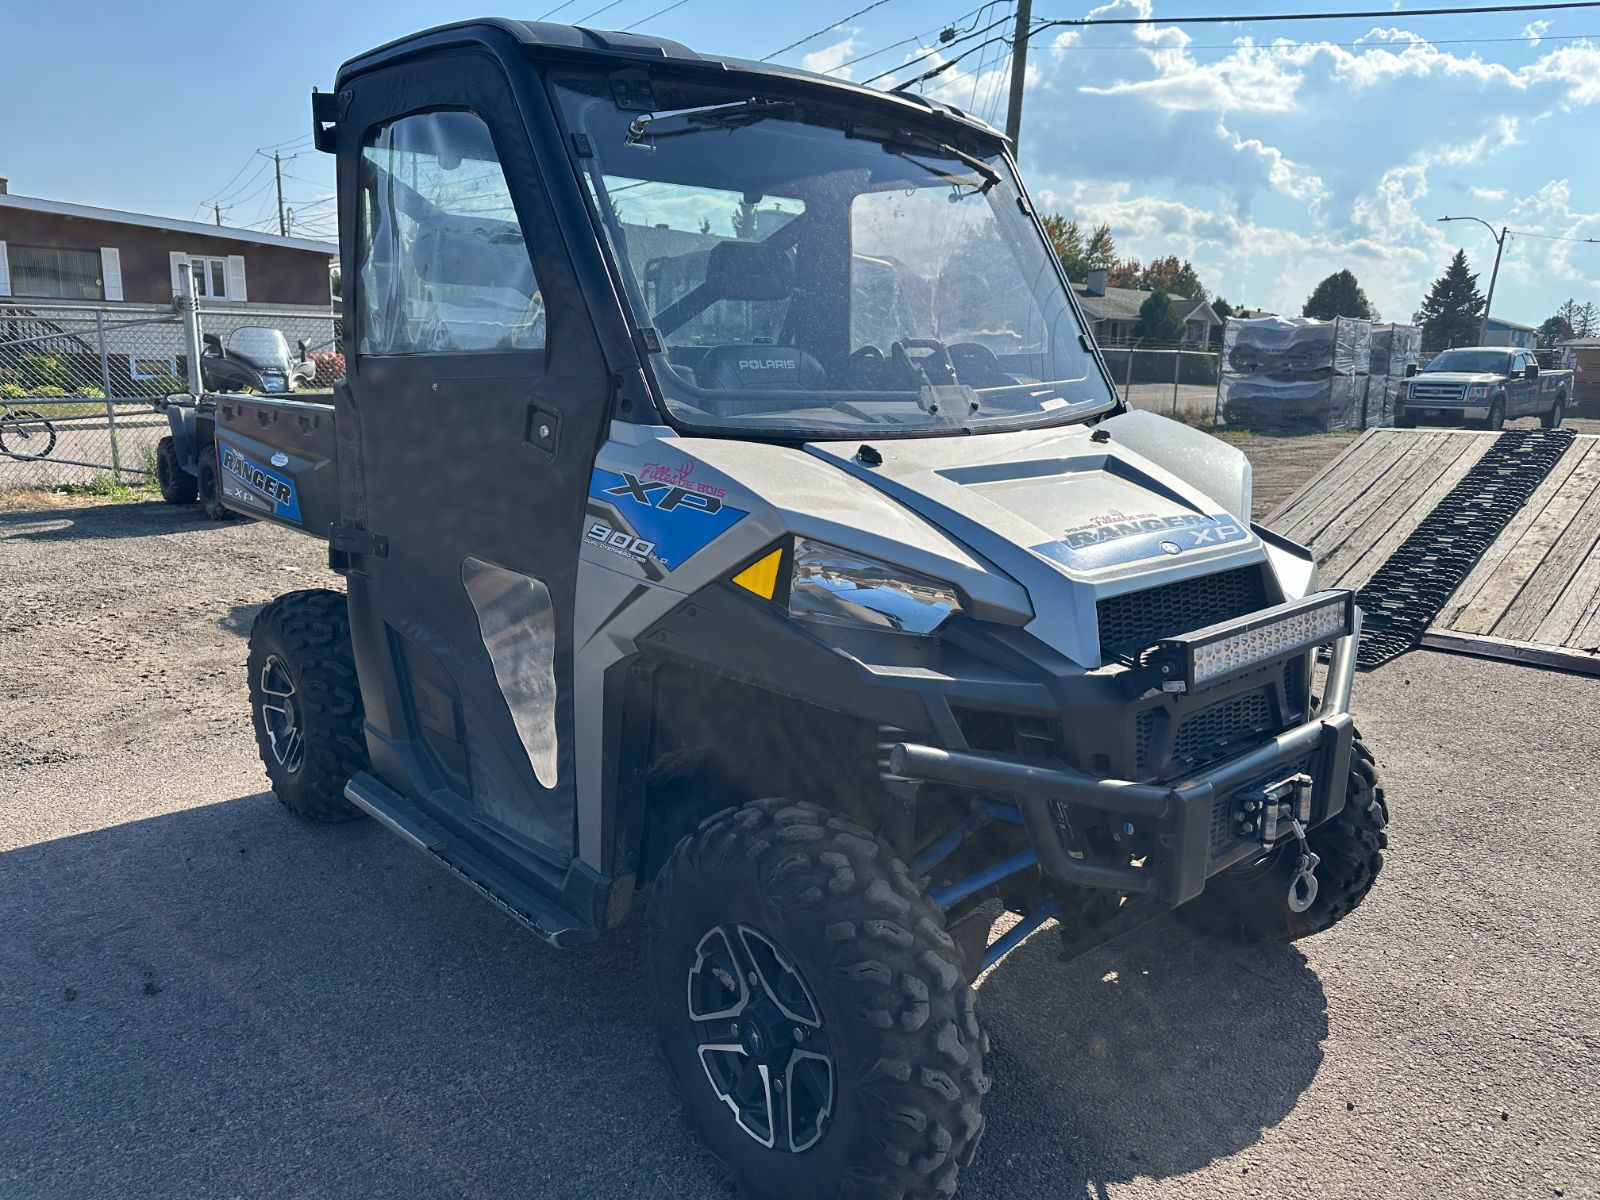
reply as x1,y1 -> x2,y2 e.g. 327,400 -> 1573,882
218,440 -> 301,522
587,467 -> 746,571
603,471 -> 724,515
1032,511 -> 1248,570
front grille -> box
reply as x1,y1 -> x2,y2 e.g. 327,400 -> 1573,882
1135,660 -> 1306,779
1097,567 -> 1269,659
1409,381 -> 1466,402
1172,689 -> 1273,770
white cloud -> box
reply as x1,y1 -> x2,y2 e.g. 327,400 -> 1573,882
1217,120 -> 1329,205
801,36 -> 857,79
1469,186 -> 1510,201
1524,19 -> 1551,44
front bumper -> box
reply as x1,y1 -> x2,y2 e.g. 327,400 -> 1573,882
888,611 -> 1362,906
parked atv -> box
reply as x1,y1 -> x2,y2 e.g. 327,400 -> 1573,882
222,21 -> 1391,1200
199,326 -> 315,395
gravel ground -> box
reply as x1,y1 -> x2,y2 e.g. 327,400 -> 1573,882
2,439 -> 1597,1200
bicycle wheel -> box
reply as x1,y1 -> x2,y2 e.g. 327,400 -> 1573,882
0,409 -> 58,460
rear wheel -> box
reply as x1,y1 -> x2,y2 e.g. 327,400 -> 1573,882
1175,736 -> 1388,943
1543,393 -> 1565,429
155,436 -> 198,504
197,448 -> 235,521
647,799 -> 989,1200
247,589 -> 368,823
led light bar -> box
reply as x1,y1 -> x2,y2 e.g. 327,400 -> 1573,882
1152,590 -> 1355,694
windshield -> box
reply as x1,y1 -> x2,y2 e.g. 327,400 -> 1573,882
1425,349 -> 1512,374
552,74 -> 1113,438
226,326 -> 293,372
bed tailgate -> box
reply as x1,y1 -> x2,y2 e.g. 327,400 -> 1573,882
212,394 -> 339,539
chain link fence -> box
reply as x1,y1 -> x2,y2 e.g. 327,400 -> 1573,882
0,299 -> 339,492
1099,341 -> 1222,424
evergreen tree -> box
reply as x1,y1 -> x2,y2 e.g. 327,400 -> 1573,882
1212,296 -> 1235,319
1133,289 -> 1186,344
1302,269 -> 1375,320
732,201 -> 759,239
1580,301 -> 1600,338
1418,250 -> 1486,352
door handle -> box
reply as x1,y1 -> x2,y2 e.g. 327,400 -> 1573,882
526,403 -> 559,458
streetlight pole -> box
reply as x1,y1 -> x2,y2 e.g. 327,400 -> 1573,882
1438,215 -> 1507,345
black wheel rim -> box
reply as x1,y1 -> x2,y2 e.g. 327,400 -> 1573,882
687,924 -> 834,1153
257,655 -> 304,773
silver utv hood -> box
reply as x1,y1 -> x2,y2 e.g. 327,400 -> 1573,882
806,409 -> 1263,667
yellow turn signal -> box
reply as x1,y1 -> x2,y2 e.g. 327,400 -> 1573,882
731,548 -> 783,600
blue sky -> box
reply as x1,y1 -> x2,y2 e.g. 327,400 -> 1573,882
6,0 -> 1597,323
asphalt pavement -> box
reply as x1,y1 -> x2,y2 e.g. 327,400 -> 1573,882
1,496 -> 1597,1199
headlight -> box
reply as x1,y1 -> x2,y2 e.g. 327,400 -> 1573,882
789,539 -> 961,635
1465,384 -> 1490,399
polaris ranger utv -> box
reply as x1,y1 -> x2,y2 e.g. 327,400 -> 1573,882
231,20 -> 1389,1199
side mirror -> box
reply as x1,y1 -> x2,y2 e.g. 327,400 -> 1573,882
1524,363 -> 1539,380
1405,363 -> 1418,378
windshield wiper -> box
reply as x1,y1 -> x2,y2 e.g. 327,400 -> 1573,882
857,127 -> 1000,194
625,98 -> 795,146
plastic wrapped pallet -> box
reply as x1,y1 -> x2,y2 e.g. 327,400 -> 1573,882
1362,324 -> 1421,427
1219,316 -> 1373,431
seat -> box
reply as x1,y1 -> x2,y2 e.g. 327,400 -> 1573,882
697,344 -> 828,391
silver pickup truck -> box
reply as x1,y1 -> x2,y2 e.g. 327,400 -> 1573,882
1400,346 -> 1573,429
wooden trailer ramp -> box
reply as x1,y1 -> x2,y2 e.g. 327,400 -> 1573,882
1267,428 -> 1600,675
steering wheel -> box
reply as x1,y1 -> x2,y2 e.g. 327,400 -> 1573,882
891,338 -> 958,387
946,341 -> 1014,388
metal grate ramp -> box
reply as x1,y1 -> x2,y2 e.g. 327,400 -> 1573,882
1353,429 -> 1575,666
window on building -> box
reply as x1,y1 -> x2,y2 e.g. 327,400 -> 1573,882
189,256 -> 229,300
9,245 -> 102,300
357,109 -> 545,354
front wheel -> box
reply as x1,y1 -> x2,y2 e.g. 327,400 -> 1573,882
647,799 -> 989,1200
196,448 -> 236,521
247,589 -> 368,822
1482,398 -> 1506,431
1175,736 -> 1388,943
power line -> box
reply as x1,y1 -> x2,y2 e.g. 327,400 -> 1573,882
1030,1 -> 1600,34
574,0 -> 631,23
622,0 -> 692,29
537,0 -> 580,17
1509,229 -> 1600,244
1052,30 -> 1599,50
762,0 -> 899,61
860,10 -> 1017,82
819,0 -> 1007,72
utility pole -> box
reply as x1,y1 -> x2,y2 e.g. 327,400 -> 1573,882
1438,215 -> 1508,344
274,151 -> 287,237
1004,0 -> 1033,153
212,203 -> 222,226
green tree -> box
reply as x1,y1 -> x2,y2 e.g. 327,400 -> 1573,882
698,216 -> 713,236
1212,296 -> 1235,320
1133,288 -> 1186,344
1418,250 -> 1486,352
1538,314 -> 1574,349
1085,223 -> 1116,269
1140,255 -> 1207,301
1581,302 -> 1600,338
1302,269 -> 1375,320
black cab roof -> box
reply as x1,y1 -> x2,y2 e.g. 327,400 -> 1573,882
335,18 -> 1004,144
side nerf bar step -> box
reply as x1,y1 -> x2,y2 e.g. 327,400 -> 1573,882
344,771 -> 596,948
